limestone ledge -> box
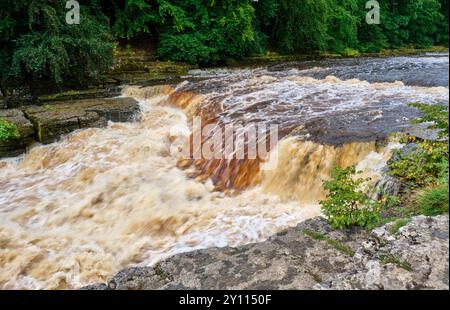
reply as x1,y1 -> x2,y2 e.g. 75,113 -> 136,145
0,97 -> 140,157
82,214 -> 449,290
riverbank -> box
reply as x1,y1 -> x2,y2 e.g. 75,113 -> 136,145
226,46 -> 449,67
83,214 -> 449,290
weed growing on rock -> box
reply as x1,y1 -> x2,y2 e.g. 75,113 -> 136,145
389,218 -> 412,235
0,118 -> 20,142
303,229 -> 355,257
389,103 -> 448,187
379,254 -> 413,271
389,103 -> 449,217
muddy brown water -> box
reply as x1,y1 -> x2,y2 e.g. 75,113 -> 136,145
0,53 -> 448,289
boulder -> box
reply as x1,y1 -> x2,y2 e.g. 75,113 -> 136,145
22,97 -> 140,144
0,109 -> 35,157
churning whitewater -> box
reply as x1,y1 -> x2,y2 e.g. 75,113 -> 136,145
0,54 -> 448,289
0,87 -> 320,289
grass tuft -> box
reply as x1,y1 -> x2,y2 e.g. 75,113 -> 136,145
415,183 -> 449,216
154,263 -> 173,281
389,218 -> 411,235
303,229 -> 355,257
379,254 -> 413,271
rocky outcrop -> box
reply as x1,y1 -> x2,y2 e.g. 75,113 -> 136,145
0,109 -> 35,157
0,97 -> 140,157
320,215 -> 449,290
109,49 -> 195,86
22,97 -> 140,144
36,87 -> 122,104
83,214 -> 449,290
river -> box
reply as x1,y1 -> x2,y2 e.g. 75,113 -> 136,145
0,53 -> 448,289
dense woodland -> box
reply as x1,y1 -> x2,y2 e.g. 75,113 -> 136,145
0,0 -> 448,89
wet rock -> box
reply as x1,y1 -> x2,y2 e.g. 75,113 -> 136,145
109,50 -> 195,86
82,218 -> 367,290
3,87 -> 35,108
157,218 -> 365,290
22,97 -> 140,144
107,267 -> 173,290
404,123 -> 440,141
83,215 -> 448,290
0,109 -> 35,157
372,175 -> 402,199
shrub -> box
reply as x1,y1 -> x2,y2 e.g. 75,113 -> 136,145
0,118 -> 20,142
389,144 -> 448,186
389,103 -> 449,186
320,166 -> 381,229
388,102 -> 449,217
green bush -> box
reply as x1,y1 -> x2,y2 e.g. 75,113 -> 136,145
389,103 -> 449,186
0,118 -> 20,142
389,145 -> 448,186
158,33 -> 218,65
388,102 -> 449,217
320,166 -> 382,229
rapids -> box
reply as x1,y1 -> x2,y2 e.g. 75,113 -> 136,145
0,53 -> 448,289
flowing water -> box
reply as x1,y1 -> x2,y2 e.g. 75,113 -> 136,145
0,53 -> 448,289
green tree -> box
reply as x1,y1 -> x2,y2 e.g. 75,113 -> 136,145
407,0 -> 444,47
437,0 -> 449,45
2,0 -> 448,77
156,0 -> 257,65
328,0 -> 360,53
357,0 -> 388,52
112,0 -> 160,39
0,0 -> 114,94
271,0 -> 331,53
